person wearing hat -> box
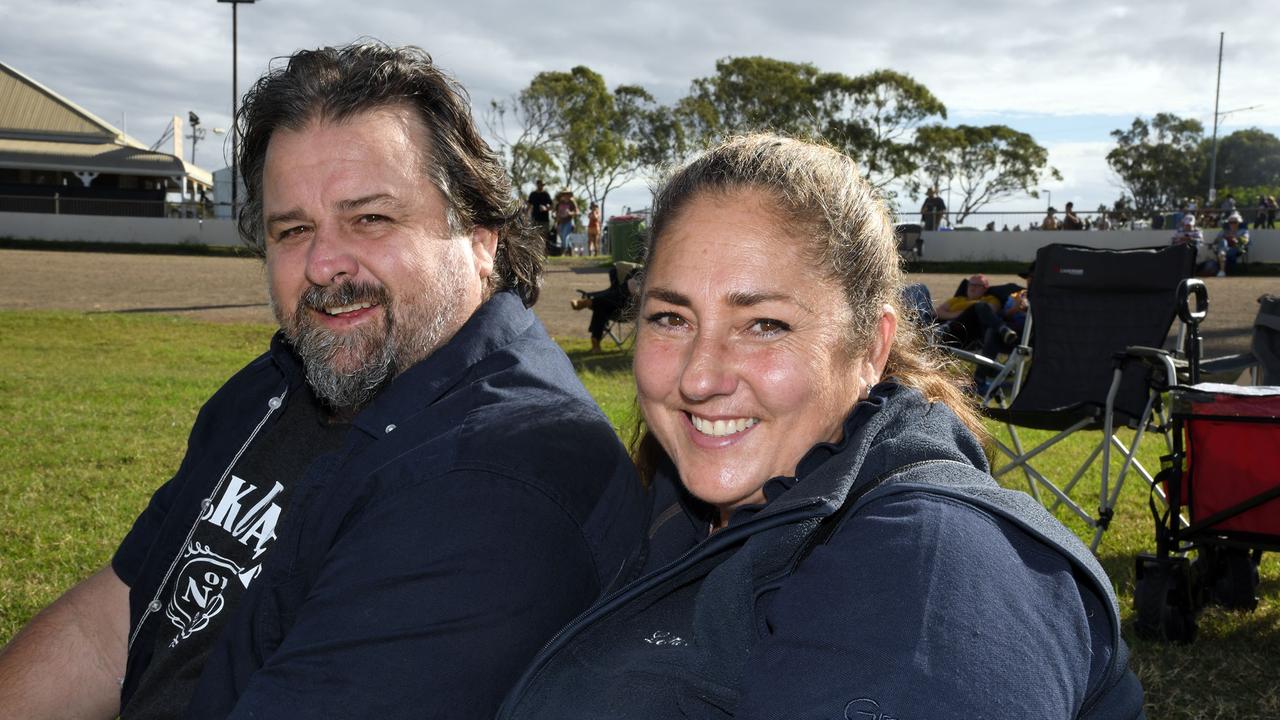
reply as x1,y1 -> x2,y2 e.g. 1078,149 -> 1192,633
1170,213 -> 1216,275
1041,206 -> 1060,231
553,190 -> 579,255
1212,211 -> 1250,276
920,186 -> 947,231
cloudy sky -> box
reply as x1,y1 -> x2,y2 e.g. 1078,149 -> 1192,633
4,0 -> 1276,220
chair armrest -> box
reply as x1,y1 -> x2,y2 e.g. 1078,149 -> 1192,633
945,347 -> 1006,373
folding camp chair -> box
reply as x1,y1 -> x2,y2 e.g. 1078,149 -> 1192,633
575,261 -> 641,349
894,223 -> 923,261
984,243 -> 1196,550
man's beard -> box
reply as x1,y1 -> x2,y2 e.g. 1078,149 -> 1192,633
274,277 -> 462,412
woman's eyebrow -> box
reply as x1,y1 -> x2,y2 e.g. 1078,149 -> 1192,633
645,286 -> 691,307
727,290 -> 814,314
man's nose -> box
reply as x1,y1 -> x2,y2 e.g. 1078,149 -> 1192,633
678,331 -> 738,402
303,224 -> 358,287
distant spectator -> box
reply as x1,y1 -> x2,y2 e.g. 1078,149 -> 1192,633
1267,195 -> 1279,229
973,262 -> 1033,394
1220,194 -> 1236,214
1012,223 -> 1023,231
1096,209 -> 1112,231
554,189 -> 578,249
1171,213 -> 1215,275
933,274 -> 1010,349
1001,223 -> 1010,232
527,178 -> 552,232
1148,209 -> 1163,230
1212,212 -> 1250,276
1061,201 -> 1084,230
1256,197 -> 1271,229
586,202 -> 602,256
984,221 -> 996,231
920,187 -> 947,231
1041,206 -> 1060,230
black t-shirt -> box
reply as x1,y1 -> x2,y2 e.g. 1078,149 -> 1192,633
121,385 -> 349,719
528,189 -> 552,224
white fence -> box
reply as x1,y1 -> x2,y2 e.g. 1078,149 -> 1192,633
2,212 -> 1278,263
919,229 -> 1280,263
0,212 -> 241,247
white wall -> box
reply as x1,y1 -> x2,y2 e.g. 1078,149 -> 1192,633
919,229 -> 1280,263
3,212 -> 1278,262
1,212 -> 242,247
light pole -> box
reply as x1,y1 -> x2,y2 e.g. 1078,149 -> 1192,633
186,111 -> 225,166
1206,31 -> 1263,204
1042,189 -> 1051,211
217,0 -> 255,219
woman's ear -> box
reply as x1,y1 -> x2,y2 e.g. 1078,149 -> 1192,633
860,304 -> 898,390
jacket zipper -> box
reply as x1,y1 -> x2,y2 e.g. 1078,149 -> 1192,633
126,390 -> 288,652
497,497 -> 827,717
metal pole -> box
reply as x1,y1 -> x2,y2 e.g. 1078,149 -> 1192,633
231,2 -> 239,215
1208,31 -> 1223,203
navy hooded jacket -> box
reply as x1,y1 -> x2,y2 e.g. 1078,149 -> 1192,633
499,382 -> 1145,719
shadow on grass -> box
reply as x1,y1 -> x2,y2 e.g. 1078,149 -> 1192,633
564,346 -> 633,374
94,303 -> 269,314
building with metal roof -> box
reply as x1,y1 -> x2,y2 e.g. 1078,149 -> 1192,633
0,60 -> 211,217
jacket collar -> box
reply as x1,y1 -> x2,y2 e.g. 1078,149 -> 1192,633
655,382 -> 989,532
350,290 -> 535,437
269,291 -> 535,437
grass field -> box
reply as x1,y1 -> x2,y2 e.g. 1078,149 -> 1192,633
1,311 -> 1277,718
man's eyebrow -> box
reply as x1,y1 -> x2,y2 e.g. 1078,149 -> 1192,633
265,208 -> 307,226
335,193 -> 403,213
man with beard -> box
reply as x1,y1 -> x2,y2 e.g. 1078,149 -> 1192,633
0,43 -> 646,720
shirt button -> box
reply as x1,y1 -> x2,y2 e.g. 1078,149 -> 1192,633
149,600 -> 162,612
384,424 -> 396,434
200,499 -> 212,512
269,396 -> 283,409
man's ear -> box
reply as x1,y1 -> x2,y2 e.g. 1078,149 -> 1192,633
471,227 -> 499,280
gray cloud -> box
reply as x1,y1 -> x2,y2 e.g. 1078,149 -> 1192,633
2,0 -> 1275,210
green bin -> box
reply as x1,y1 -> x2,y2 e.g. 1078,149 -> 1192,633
608,215 -> 647,263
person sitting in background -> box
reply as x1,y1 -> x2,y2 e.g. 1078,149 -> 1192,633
1041,206 -> 1060,230
1212,212 -> 1250,276
933,274 -> 1015,349
570,261 -> 641,352
1171,213 -> 1216,276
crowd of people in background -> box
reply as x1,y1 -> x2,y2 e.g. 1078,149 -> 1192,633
918,192 -> 1278,233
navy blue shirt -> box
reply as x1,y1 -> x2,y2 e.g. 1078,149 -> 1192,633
113,291 -> 647,719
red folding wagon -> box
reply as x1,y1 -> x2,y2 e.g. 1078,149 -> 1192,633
1134,382 -> 1280,642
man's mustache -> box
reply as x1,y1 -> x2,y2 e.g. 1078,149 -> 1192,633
297,281 -> 391,316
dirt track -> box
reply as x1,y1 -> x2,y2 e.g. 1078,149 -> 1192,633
3,248 -> 1270,357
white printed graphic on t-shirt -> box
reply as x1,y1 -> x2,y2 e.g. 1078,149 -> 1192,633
164,475 -> 284,646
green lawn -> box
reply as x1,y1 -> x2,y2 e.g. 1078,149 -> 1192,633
1,311 -> 1276,717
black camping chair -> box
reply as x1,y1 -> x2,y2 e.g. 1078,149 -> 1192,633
985,243 -> 1196,550
575,261 -> 641,348
894,223 -> 923,261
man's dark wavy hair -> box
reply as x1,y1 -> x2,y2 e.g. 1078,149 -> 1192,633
236,41 -> 542,305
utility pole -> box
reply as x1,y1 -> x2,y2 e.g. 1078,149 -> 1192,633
1208,31 -> 1224,204
217,0 -> 255,219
